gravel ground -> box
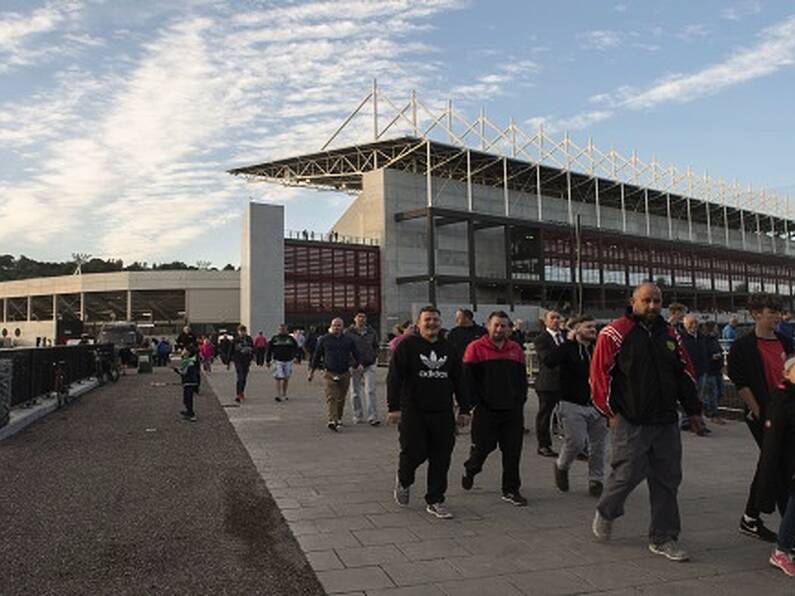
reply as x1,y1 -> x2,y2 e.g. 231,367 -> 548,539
0,371 -> 324,596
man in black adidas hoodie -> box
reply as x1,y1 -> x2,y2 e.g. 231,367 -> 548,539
387,306 -> 470,519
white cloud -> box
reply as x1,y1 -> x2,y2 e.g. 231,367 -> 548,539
722,1 -> 762,21
578,30 -> 622,51
677,24 -> 709,41
0,1 -> 85,72
451,59 -> 540,100
0,0 -> 469,261
553,15 -> 795,131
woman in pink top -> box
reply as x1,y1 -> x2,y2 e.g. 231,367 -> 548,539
200,338 -> 215,373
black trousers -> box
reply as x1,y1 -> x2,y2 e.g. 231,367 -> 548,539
398,409 -> 456,505
464,406 -> 524,494
744,416 -> 788,518
234,360 -> 250,395
183,386 -> 196,416
255,347 -> 266,366
536,391 -> 560,449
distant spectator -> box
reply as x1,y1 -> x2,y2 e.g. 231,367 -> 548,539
389,321 -> 415,352
667,303 -> 687,333
681,314 -> 710,437
267,324 -> 299,402
722,317 -> 739,345
232,325 -> 254,403
777,311 -> 794,341
254,331 -> 268,366
156,337 -> 172,366
702,321 -> 725,425
199,337 -> 215,373
446,309 -> 486,358
176,325 -> 197,350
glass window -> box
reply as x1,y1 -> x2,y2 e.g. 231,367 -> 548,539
30,295 -> 54,321
6,297 -> 27,321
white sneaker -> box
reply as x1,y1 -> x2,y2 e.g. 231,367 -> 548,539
426,502 -> 454,519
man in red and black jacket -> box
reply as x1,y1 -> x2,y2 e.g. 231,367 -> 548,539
461,311 -> 529,506
727,292 -> 794,543
590,283 -> 702,563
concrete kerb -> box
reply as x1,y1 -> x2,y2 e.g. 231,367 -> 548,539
0,377 -> 99,441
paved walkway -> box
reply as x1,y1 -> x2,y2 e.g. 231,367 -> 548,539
207,363 -> 794,596
1,370 -> 323,596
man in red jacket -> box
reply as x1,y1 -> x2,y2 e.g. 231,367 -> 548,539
590,283 -> 702,562
461,311 -> 529,506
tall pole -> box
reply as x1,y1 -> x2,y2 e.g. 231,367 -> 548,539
575,214 -> 583,315
372,78 -> 378,141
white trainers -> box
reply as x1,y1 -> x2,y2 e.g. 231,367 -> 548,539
426,502 -> 454,519
592,510 -> 612,542
649,540 -> 690,562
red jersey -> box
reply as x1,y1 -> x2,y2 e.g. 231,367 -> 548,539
757,337 -> 786,392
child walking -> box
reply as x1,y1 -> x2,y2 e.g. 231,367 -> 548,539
758,355 -> 795,577
175,344 -> 200,421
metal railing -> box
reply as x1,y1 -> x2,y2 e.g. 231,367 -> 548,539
0,344 -> 108,407
285,229 -> 379,246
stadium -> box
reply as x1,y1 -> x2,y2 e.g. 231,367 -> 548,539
231,84 -> 795,333
3,86 -> 793,345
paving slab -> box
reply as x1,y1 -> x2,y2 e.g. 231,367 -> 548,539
207,363 -> 795,594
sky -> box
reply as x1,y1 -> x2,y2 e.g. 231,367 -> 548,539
1,0 -> 794,267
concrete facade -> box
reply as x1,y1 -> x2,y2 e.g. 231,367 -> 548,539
240,202 -> 284,335
0,270 -> 240,346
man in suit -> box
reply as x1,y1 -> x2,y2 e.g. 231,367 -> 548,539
533,310 -> 564,457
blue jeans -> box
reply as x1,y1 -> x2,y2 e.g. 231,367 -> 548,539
778,492 -> 795,552
699,374 -> 719,418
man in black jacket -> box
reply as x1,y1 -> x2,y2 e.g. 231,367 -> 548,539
545,315 -> 607,498
446,308 -> 485,356
727,292 -> 794,542
590,283 -> 702,562
533,310 -> 563,457
232,325 -> 254,403
681,314 -> 710,436
387,306 -> 470,519
461,311 -> 528,506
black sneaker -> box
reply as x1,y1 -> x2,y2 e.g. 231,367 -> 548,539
275,396 -> 282,402
588,480 -> 603,498
327,421 -> 338,432
502,492 -> 528,507
462,473 -> 474,491
538,446 -> 558,457
553,463 -> 569,492
576,450 -> 589,462
739,516 -> 777,542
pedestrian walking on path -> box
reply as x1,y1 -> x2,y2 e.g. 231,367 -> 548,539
545,315 -> 608,498
590,282 -> 702,562
232,325 -> 254,403
254,331 -> 268,366
387,306 -> 470,520
345,310 -> 381,425
308,318 -> 361,431
174,343 -> 199,421
267,324 -> 299,402
460,311 -> 528,506
533,310 -> 563,458
727,292 -> 794,543
757,355 -> 795,578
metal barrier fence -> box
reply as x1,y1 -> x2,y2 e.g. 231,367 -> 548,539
0,344 -> 108,407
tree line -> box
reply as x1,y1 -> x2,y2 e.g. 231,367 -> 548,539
0,255 -> 236,282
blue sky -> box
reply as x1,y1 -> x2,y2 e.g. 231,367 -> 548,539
1,0 -> 794,267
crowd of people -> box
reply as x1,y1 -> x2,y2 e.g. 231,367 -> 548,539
159,287 -> 795,578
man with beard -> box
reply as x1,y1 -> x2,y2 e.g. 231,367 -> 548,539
590,283 -> 702,562
461,311 -> 528,506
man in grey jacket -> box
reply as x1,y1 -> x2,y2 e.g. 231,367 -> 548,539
346,310 -> 381,425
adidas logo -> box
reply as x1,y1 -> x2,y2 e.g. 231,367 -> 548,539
420,351 -> 447,370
